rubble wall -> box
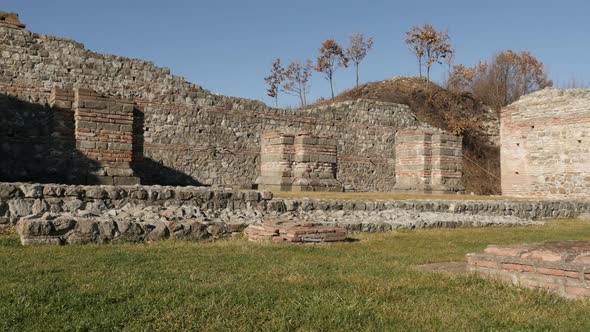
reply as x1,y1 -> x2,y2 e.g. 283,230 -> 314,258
0,24 -> 420,191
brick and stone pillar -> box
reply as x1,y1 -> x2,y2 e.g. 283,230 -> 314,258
394,128 -> 463,194
258,131 -> 342,192
72,88 -> 139,185
258,131 -> 295,191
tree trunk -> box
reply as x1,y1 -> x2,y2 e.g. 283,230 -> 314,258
355,62 -> 359,89
418,57 -> 422,78
275,96 -> 278,108
426,65 -> 430,82
329,75 -> 334,99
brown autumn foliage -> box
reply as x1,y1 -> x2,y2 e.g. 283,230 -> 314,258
315,38 -> 349,98
309,77 -> 501,195
405,24 -> 453,81
448,50 -> 553,110
346,33 -> 374,89
264,58 -> 285,107
282,60 -> 313,107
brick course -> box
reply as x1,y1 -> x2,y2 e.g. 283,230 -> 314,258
501,89 -> 590,198
394,128 -> 464,194
467,241 -> 590,299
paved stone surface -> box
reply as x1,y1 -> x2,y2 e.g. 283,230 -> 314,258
467,241 -> 590,298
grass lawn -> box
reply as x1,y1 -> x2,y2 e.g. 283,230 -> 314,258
1,220 -> 590,331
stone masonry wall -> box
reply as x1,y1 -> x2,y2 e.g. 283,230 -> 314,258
501,89 -> 590,198
0,22 -> 422,191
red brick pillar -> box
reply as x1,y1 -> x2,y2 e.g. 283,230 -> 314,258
73,88 -> 139,185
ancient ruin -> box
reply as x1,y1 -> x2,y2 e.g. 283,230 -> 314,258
467,241 -> 590,299
244,221 -> 347,243
394,128 -> 464,194
257,131 -> 341,192
0,13 -> 463,193
501,89 -> 590,199
0,11 -> 25,29
2,10 -> 590,253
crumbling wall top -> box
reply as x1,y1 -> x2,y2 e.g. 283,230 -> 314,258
0,11 -> 26,29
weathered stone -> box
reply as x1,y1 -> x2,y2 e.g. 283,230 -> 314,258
0,183 -> 22,199
144,222 -> 170,241
66,219 -> 100,244
9,199 -> 34,217
19,184 -> 43,198
114,220 -> 145,242
206,223 -> 226,237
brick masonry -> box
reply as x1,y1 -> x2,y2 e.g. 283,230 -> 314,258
501,89 -> 590,198
257,131 -> 342,192
467,241 -> 590,299
394,128 -> 464,194
244,221 -> 347,243
50,88 -> 139,185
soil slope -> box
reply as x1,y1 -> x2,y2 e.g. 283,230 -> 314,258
314,77 -> 501,195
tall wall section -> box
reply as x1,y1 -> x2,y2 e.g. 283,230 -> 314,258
0,21 -> 422,191
501,89 -> 590,198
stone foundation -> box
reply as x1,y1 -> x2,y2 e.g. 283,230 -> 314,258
257,131 -> 342,192
394,128 -> 464,194
244,221 -> 347,243
467,241 -> 590,299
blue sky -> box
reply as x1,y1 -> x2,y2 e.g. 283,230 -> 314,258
5,0 -> 590,107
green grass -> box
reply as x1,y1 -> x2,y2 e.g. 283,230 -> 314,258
1,220 -> 590,331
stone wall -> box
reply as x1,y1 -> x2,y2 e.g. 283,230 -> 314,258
257,131 -> 341,192
394,128 -> 464,194
0,11 -> 25,29
501,89 -> 590,198
0,21 -> 424,191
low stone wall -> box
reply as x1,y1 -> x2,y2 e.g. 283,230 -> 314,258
2,182 -> 589,245
267,198 -> 590,219
2,183 -> 590,226
0,182 -> 273,227
467,241 -> 590,299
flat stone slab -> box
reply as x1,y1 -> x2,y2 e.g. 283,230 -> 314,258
467,241 -> 590,298
244,221 -> 347,243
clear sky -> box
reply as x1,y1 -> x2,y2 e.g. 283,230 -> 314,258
5,0 -> 590,107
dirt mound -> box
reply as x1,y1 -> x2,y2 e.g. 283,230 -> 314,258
313,77 -> 501,195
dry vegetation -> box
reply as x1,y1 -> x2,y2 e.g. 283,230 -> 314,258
313,76 -> 501,195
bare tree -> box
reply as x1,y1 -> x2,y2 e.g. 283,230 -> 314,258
282,60 -> 313,107
346,33 -> 374,89
315,38 -> 348,98
264,58 -> 285,107
448,50 -> 553,110
405,24 -> 453,81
